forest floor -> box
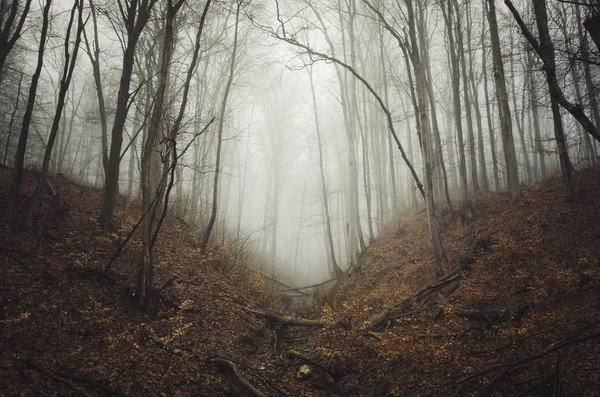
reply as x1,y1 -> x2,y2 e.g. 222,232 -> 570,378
1,165 -> 599,396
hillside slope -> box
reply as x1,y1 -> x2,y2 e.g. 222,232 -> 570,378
1,166 -> 599,396
296,169 -> 600,396
0,166 -> 305,396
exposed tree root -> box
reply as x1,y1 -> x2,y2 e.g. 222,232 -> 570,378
244,308 -> 328,328
15,357 -> 126,396
211,357 -> 269,397
371,260 -> 472,330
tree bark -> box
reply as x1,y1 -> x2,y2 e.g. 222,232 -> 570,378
481,3 -> 501,191
465,2 -> 489,191
526,49 -> 547,178
3,72 -> 23,165
453,0 -> 479,193
98,0 -> 157,231
309,66 -> 342,276
26,0 -> 84,228
531,0 -> 576,198
82,0 -> 109,176
487,0 -> 521,200
0,0 -> 32,73
7,0 -> 51,225
202,1 -> 240,249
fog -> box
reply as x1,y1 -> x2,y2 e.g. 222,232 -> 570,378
2,0 -> 597,288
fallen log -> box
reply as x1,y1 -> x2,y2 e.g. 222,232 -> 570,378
211,358 -> 268,397
244,308 -> 328,328
259,272 -> 311,298
371,259 -> 472,330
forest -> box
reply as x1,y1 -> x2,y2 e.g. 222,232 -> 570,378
1,0 -> 600,395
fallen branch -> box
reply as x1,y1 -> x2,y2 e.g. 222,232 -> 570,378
457,309 -> 509,323
371,260 -> 472,330
458,323 -> 600,383
259,272 -> 311,298
211,357 -> 268,397
244,308 -> 328,328
279,278 -> 337,293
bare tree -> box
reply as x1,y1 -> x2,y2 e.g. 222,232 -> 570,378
82,0 -> 109,177
486,0 -> 521,201
203,0 -> 240,249
6,0 -> 52,224
98,0 -> 158,231
25,0 -> 86,228
308,65 -> 342,276
0,0 -> 32,74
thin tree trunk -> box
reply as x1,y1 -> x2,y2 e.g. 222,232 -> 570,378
359,84 -> 375,242
139,0 -> 183,311
505,0 -> 600,144
7,0 -> 51,224
508,41 -> 532,183
0,0 -> 32,73
418,3 -> 453,211
466,2 -> 489,191
82,0 -> 109,175
3,72 -> 23,165
531,0 -> 576,198
579,5 -> 600,161
309,66 -> 342,276
487,0 -> 521,200
481,5 -> 501,191
454,0 -> 479,193
26,0 -> 84,228
441,1 -> 471,206
202,1 -> 240,249
526,49 -> 547,177
98,0 -> 157,231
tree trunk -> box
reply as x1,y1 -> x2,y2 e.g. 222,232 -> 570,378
26,0 -> 84,228
202,1 -> 240,249
82,0 -> 109,176
407,0 -> 447,275
0,0 -> 32,73
526,49 -> 547,178
418,2 -> 453,212
465,2 -> 489,191
487,0 -> 521,200
481,5 -> 501,191
7,0 -> 51,225
3,72 -> 23,165
454,0 -> 479,193
441,2 -> 471,207
531,0 -> 576,199
309,66 -> 342,276
139,0 -> 183,311
508,40 -> 532,183
98,0 -> 157,231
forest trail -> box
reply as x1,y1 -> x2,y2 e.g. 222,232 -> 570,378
1,165 -> 600,396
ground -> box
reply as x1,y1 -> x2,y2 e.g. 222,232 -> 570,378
1,165 -> 599,396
